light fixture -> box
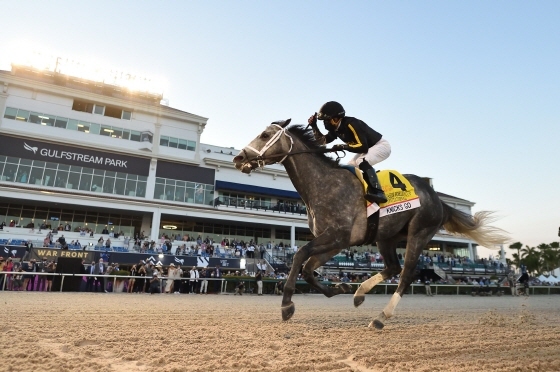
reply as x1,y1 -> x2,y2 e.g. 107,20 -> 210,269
158,253 -> 164,259
162,225 -> 177,230
39,116 -> 49,119
103,129 -> 114,133
84,130 -> 89,133
77,124 -> 84,127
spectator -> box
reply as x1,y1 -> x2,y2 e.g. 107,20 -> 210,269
85,260 -> 96,292
234,273 -> 245,295
37,257 -> 48,291
213,265 -> 222,293
23,259 -> 38,291
164,264 -> 176,294
424,276 -> 433,296
275,279 -> 285,295
93,258 -> 107,293
189,266 -> 199,294
199,268 -> 209,294
149,272 -> 160,294
105,238 -> 111,250
174,265 -> 183,294
255,270 -> 263,296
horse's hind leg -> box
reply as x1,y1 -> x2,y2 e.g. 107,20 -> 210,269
302,252 -> 353,297
370,232 -> 437,330
354,239 -> 401,307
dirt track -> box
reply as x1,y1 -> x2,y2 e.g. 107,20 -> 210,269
0,292 -> 559,372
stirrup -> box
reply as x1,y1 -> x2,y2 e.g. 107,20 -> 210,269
365,190 -> 387,204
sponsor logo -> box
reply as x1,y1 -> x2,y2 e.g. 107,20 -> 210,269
174,257 -> 184,265
146,256 -> 157,264
22,142 -> 129,169
197,257 -> 209,267
219,259 -> 229,267
24,143 -> 38,154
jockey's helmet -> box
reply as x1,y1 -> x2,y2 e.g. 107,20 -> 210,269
317,101 -> 345,121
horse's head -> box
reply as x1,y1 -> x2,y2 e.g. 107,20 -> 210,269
233,119 -> 292,174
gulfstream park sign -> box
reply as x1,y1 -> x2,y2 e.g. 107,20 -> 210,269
0,134 -> 150,176
26,143 -> 128,168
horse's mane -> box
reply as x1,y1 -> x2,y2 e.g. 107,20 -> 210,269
287,125 -> 340,168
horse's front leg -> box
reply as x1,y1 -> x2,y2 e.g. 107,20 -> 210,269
281,230 -> 347,321
302,252 -> 353,297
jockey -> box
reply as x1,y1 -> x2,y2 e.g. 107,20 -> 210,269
308,101 -> 390,204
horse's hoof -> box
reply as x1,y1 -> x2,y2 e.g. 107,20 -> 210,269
281,303 -> 295,321
369,320 -> 385,330
336,283 -> 352,293
354,294 -> 365,308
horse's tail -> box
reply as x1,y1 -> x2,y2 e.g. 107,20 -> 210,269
441,203 -> 509,248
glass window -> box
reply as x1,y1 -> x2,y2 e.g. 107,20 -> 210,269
79,173 -> 92,191
70,166 -> 82,172
82,167 -> 93,175
29,167 -> 44,186
112,128 -> 123,139
33,160 -> 45,168
103,176 -> 115,193
93,169 -> 104,175
45,162 -> 58,169
126,180 -> 137,197
6,157 -> 19,164
122,111 -> 132,120
178,139 -> 187,150
16,165 -> 30,183
43,169 -> 56,186
67,119 -> 79,130
104,106 -> 122,119
136,181 -> 146,197
126,174 -> 138,181
164,184 -> 176,200
76,121 -> 89,132
160,136 -> 169,147
114,178 -> 126,195
54,117 -> 68,128
175,186 -> 185,202
154,183 -> 165,200
58,164 -> 70,171
89,123 -> 100,135
20,159 -> 32,166
105,171 -> 116,177
91,175 -> 104,192
15,110 -> 30,122
29,112 -> 42,124
72,100 -> 94,113
187,141 -> 196,151
2,163 -> 18,182
4,107 -> 17,120
138,175 -> 147,182
94,105 -> 105,115
100,126 -> 113,136
121,129 -> 130,140
67,172 -> 80,190
55,171 -> 69,188
41,115 -> 55,126
130,131 -> 141,142
168,137 -> 178,148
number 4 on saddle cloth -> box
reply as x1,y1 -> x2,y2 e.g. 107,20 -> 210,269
342,167 -> 421,218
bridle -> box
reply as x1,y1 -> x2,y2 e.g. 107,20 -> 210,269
241,124 -> 344,170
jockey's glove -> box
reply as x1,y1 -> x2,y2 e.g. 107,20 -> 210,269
331,144 -> 348,152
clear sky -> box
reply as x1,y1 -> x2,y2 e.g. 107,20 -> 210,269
1,1 -> 558,251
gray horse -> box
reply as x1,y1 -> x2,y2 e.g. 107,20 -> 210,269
233,119 -> 507,329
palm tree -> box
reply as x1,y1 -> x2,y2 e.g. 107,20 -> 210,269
509,242 -> 523,265
520,245 -> 540,275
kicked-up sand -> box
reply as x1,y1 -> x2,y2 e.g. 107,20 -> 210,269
0,291 -> 559,372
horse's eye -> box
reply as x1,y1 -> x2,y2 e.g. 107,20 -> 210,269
260,132 -> 269,139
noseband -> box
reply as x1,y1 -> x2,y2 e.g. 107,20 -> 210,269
242,124 -> 294,169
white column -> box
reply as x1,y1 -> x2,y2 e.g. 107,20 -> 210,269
468,242 -> 474,261
145,159 -> 157,200
0,92 -> 8,127
150,208 -> 161,241
290,224 -> 295,250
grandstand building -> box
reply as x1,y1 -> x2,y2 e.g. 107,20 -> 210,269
0,57 -> 479,261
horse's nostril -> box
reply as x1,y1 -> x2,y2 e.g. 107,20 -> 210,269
233,156 -> 242,162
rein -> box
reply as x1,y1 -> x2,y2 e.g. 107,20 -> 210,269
242,124 -> 345,168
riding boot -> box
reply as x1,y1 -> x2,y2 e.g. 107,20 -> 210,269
359,161 -> 387,204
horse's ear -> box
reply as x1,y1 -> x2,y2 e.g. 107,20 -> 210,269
272,119 -> 291,128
